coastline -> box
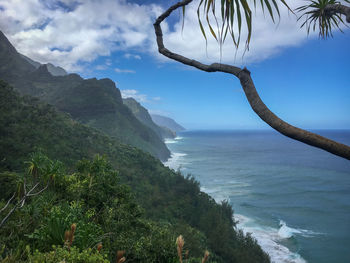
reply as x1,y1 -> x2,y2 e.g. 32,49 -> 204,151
162,134 -> 309,263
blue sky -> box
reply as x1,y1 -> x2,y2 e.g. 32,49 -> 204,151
91,32 -> 350,130
0,0 -> 349,129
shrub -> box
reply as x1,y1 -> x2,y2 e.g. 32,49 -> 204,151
28,245 -> 109,263
28,202 -> 103,251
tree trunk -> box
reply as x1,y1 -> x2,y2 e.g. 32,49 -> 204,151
153,0 -> 350,160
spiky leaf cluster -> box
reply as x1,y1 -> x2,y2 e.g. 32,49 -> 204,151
193,0 -> 291,50
297,0 -> 350,38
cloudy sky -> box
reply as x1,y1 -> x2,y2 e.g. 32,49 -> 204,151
0,0 -> 349,129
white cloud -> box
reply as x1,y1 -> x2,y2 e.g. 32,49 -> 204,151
156,0 -> 319,65
120,89 -> 161,103
0,0 -> 346,71
124,53 -> 141,60
105,59 -> 112,66
0,0 -> 160,71
121,89 -> 147,102
114,68 -> 136,74
96,65 -> 108,70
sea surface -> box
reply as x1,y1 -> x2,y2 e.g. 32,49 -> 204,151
163,130 -> 350,263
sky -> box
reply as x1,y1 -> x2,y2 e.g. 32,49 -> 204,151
0,0 -> 349,130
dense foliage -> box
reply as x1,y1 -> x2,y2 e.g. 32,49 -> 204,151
0,80 -> 269,262
0,153 -> 180,262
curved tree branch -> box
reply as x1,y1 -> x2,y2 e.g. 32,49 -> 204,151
154,0 -> 350,160
325,3 -> 350,23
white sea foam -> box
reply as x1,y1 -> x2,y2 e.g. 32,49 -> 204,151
185,180 -> 316,262
164,136 -> 183,144
278,220 -> 322,239
164,139 -> 177,144
163,134 -> 311,262
235,214 -> 308,263
278,221 -> 296,239
164,151 -> 308,262
163,152 -> 187,170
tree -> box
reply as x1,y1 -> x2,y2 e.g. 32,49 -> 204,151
0,152 -> 62,228
153,0 -> 350,160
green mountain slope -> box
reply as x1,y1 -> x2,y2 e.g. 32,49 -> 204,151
20,53 -> 68,76
151,114 -> 186,133
0,31 -> 35,80
123,97 -> 175,139
0,80 -> 269,263
0,31 -> 170,161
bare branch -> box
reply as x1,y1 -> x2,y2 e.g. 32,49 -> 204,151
0,194 -> 26,228
154,0 -> 350,160
0,182 -> 49,228
20,179 -> 27,208
238,69 -> 350,160
27,181 -> 49,197
0,193 -> 15,213
326,3 -> 350,23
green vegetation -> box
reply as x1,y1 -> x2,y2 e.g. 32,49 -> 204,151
0,152 -> 178,262
0,80 -> 269,262
123,97 -> 176,139
0,31 -> 170,161
28,246 -> 110,263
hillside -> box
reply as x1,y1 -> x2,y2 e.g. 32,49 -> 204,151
0,80 -> 269,263
20,53 -> 68,76
0,31 -> 170,161
0,31 -> 34,80
123,97 -> 175,139
151,114 -> 186,133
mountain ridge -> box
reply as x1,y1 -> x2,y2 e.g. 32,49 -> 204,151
151,114 -> 185,133
123,97 -> 176,140
20,53 -> 68,76
0,30 -> 170,161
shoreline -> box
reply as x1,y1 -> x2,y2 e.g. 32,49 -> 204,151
163,135 -> 308,263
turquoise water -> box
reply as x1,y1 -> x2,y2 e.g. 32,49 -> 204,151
164,130 -> 350,263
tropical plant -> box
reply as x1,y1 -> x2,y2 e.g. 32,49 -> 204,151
28,245 -> 110,263
297,0 -> 350,38
28,202 -> 103,251
195,0 -> 291,50
0,151 -> 62,228
154,0 -> 350,160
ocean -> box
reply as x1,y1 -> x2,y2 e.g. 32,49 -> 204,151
163,130 -> 350,263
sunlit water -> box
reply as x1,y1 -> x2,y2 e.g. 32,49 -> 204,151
164,130 -> 350,263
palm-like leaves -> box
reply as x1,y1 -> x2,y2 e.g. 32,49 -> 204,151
26,151 -> 47,178
187,0 -> 349,49
296,0 -> 350,38
26,151 -> 63,183
194,0 -> 291,50
76,154 -> 108,188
